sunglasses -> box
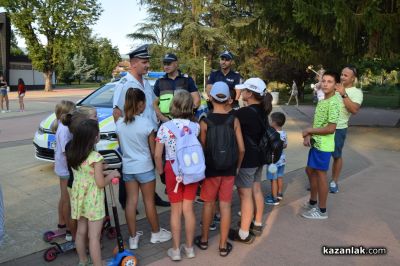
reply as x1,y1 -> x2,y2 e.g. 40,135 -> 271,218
344,66 -> 357,77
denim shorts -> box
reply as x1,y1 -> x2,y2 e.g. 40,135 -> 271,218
307,148 -> 331,171
123,169 -> 156,184
266,165 -> 285,180
59,175 -> 70,180
0,89 -> 7,96
332,128 -> 347,159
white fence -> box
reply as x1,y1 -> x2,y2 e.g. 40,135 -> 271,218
9,69 -> 55,86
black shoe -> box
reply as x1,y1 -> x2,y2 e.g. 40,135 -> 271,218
155,193 -> 170,207
228,229 -> 255,244
237,221 -> 264,236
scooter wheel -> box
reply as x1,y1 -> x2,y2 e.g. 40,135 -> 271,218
43,247 -> 58,262
120,255 -> 137,266
107,227 -> 117,239
43,231 -> 55,242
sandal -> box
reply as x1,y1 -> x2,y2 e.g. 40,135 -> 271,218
219,242 -> 233,257
194,235 -> 208,250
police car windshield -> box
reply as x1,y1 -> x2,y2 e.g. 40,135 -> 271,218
78,84 -> 115,108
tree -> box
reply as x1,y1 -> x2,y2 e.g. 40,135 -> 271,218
72,51 -> 97,84
10,29 -> 24,56
1,0 -> 102,91
97,38 -> 121,80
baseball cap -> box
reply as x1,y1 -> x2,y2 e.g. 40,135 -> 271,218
210,81 -> 230,102
163,53 -> 178,63
235,78 -> 267,96
219,50 -> 234,60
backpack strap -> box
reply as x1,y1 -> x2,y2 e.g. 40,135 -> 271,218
164,120 -> 182,139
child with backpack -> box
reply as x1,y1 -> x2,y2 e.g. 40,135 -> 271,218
265,112 -> 288,205
302,71 -> 341,219
67,119 -> 121,266
154,89 -> 205,261
53,100 -> 76,241
116,88 -> 171,250
229,78 -> 272,244
195,82 -> 245,257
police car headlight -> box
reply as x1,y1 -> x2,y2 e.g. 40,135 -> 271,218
100,132 -> 118,141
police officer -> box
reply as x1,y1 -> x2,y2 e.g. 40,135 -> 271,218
206,50 -> 242,109
112,44 -> 170,207
153,53 -> 200,122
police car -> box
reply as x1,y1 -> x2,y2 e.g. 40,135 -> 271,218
33,72 -> 208,168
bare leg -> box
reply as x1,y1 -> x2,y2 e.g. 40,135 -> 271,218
277,177 -> 283,194
287,95 -> 292,105
182,199 -> 196,248
238,188 -> 253,231
252,182 -> 264,224
331,157 -> 342,184
88,219 -> 103,266
125,180 -> 139,237
307,168 -> 318,202
271,180 -> 278,198
5,95 -> 9,110
219,201 -> 231,248
58,179 -> 66,226
200,201 -> 214,242
295,95 -> 299,107
170,202 -> 182,249
316,170 -> 328,209
75,217 -> 88,264
140,180 -> 160,232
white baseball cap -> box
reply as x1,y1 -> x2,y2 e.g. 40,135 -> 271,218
236,77 -> 266,96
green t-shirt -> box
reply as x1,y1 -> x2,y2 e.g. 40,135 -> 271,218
312,94 -> 341,152
336,87 -> 363,129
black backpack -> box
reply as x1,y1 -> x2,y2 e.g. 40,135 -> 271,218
249,107 -> 284,165
204,115 -> 238,170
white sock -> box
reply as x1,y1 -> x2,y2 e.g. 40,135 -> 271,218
253,221 -> 262,227
238,229 -> 249,240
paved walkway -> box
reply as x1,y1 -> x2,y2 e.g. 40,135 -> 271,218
1,97 -> 399,265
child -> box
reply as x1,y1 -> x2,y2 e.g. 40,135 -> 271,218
302,71 -> 341,219
230,78 -> 272,243
116,88 -> 171,250
265,112 -> 288,205
67,119 -> 120,266
154,90 -> 200,261
196,82 -> 245,257
0,75 -> 9,113
53,100 -> 76,241
17,78 -> 26,112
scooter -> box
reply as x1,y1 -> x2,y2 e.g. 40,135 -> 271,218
42,226 -> 67,243
107,178 -> 137,266
43,240 -> 75,262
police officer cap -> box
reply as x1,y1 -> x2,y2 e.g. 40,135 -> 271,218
128,44 -> 151,59
219,50 -> 234,60
163,53 -> 178,63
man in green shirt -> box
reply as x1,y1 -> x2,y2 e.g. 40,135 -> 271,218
302,71 -> 341,219
330,66 -> 363,193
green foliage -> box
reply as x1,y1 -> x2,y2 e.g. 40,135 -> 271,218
10,29 -> 24,56
1,0 -> 102,90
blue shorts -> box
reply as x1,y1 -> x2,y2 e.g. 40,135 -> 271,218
332,128 -> 347,159
0,89 -> 7,96
307,148 -> 331,171
123,169 -> 156,184
266,165 -> 285,180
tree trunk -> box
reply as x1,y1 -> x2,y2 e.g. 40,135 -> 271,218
44,71 -> 53,92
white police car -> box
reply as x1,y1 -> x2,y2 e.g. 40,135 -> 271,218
33,72 -> 208,168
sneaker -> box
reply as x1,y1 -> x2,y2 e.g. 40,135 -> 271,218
228,229 -> 255,244
301,208 -> 328,219
277,193 -> 283,200
200,221 -> 217,231
265,197 -> 279,206
180,244 -> 195,259
213,214 -> 221,224
329,181 -> 339,193
167,247 -> 181,261
150,228 -> 172,243
237,221 -> 264,236
129,231 -> 143,250
6,110 -> 10,113
1,110 -> 5,113
195,198 -> 205,204
302,201 -> 317,211
65,230 -> 72,241
237,211 -> 241,217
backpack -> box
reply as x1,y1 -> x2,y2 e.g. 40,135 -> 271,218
204,114 -> 238,170
159,93 -> 174,115
165,120 -> 205,188
249,106 -> 284,165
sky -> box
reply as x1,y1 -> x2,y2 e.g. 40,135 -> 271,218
1,0 -> 149,56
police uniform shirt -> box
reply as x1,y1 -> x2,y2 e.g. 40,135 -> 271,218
207,70 -> 242,90
153,71 -> 198,97
113,72 -> 158,130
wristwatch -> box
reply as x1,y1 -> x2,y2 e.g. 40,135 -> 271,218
341,93 -> 348,99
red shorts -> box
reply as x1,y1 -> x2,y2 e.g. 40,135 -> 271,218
165,161 -> 199,203
200,176 -> 235,203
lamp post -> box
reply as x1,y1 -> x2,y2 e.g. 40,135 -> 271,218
203,56 -> 206,94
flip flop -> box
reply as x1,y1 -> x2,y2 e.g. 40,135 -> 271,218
219,242 -> 233,257
194,235 -> 208,250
